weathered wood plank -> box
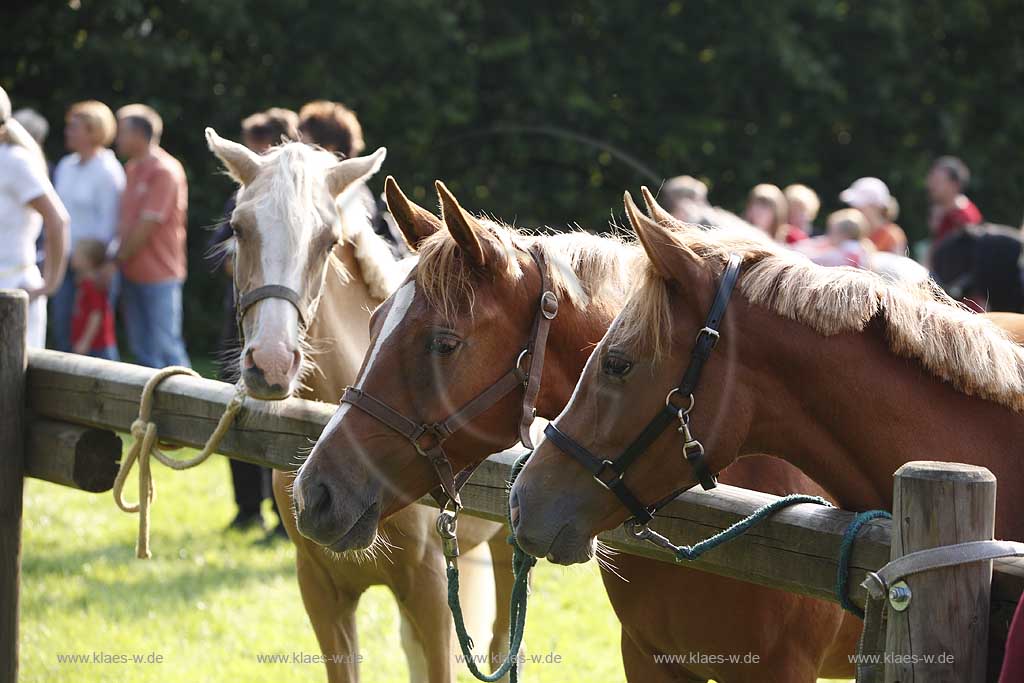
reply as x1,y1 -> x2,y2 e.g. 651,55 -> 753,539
27,349 -> 333,471
24,419 -> 122,493
0,291 -> 27,683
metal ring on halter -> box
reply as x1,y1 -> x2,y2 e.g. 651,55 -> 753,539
665,388 -> 695,414
515,348 -> 530,378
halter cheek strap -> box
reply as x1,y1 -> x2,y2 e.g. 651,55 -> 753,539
543,254 -> 743,525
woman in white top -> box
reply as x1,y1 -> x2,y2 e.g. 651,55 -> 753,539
51,100 -> 125,351
0,86 -> 69,348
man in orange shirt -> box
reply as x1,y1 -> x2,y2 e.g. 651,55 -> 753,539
113,104 -> 189,367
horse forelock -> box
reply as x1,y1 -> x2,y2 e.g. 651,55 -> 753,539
415,220 -> 639,323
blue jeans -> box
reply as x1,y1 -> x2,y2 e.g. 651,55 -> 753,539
120,278 -> 190,368
50,267 -> 121,352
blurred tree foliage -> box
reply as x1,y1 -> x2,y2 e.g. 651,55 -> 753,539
4,0 -> 1023,351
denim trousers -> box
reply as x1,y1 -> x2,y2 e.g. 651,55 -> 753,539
120,278 -> 190,368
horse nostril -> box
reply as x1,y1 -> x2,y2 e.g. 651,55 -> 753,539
243,348 -> 256,370
289,349 -> 302,375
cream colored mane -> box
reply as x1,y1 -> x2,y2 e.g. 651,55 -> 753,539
415,219 -> 641,321
611,221 -> 1024,412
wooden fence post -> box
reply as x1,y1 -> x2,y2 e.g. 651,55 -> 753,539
885,461 -> 997,683
0,291 -> 27,683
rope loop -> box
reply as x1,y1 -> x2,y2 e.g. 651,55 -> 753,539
112,366 -> 247,558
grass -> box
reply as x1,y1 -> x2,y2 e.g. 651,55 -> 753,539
21,448 -> 626,682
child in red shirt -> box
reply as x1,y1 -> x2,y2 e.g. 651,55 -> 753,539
70,239 -> 119,361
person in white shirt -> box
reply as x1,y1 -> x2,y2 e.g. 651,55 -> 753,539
0,86 -> 69,348
51,100 -> 125,351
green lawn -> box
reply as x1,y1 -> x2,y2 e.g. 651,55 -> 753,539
21,448 -> 627,682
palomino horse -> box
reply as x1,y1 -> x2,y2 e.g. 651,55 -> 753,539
511,189 -> 1024,630
205,129 -> 514,683
297,178 -> 861,681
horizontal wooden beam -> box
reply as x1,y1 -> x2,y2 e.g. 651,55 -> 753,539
25,349 -> 1023,628
27,350 -> 332,471
24,419 -> 121,492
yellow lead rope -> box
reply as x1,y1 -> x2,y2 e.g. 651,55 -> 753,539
111,366 -> 247,558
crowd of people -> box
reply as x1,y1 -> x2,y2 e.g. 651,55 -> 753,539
659,155 -> 987,281
0,82 -> 996,536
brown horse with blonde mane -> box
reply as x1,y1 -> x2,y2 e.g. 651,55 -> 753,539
205,129 -> 515,683
298,178 -> 869,681
511,187 -> 1024,604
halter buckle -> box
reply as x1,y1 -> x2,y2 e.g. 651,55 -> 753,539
592,460 -> 623,490
696,326 -> 720,348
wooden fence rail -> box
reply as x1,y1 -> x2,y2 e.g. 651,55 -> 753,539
18,346 -> 1024,680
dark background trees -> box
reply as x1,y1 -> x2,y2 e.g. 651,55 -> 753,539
4,0 -> 1023,352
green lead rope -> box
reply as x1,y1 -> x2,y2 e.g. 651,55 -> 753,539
447,451 -> 890,683
448,452 -> 536,683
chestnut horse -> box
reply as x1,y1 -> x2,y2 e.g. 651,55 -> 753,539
205,129 -> 514,683
512,189 -> 1024,651
298,178 -> 865,681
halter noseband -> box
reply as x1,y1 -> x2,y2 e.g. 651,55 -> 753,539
338,245 -> 559,508
237,284 -> 308,333
542,253 -> 742,526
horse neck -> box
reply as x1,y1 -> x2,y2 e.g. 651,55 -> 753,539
299,241 -> 383,403
740,302 -> 1024,537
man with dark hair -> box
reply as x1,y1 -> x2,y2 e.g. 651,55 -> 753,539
241,108 -> 299,152
927,155 -> 983,245
297,100 -> 363,157
113,103 -> 190,368
297,99 -> 406,256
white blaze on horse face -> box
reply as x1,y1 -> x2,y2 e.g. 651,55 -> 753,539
242,186 -> 322,372
322,281 -> 417,433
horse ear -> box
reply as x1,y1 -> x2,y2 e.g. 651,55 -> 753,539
206,127 -> 261,186
435,180 -> 487,267
326,147 -> 387,197
625,191 -> 702,282
384,176 -> 441,251
641,186 -> 678,225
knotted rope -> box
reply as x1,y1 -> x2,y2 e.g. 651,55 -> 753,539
447,452 -> 536,683
111,366 -> 247,558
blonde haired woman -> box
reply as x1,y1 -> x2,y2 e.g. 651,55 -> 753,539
51,100 -> 125,351
744,183 -> 806,243
0,86 -> 69,348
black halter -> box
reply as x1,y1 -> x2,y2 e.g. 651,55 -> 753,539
542,254 -> 743,525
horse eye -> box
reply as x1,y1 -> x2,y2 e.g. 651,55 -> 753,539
602,354 -> 633,377
427,335 -> 461,355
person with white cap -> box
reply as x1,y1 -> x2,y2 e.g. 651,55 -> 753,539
839,176 -> 907,254
0,86 -> 69,348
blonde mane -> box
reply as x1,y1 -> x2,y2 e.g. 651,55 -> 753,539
415,218 -> 640,322
237,141 -> 405,302
612,222 -> 1024,412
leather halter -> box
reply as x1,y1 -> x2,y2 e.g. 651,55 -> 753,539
543,254 -> 743,525
338,245 -> 559,508
236,284 -> 308,335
